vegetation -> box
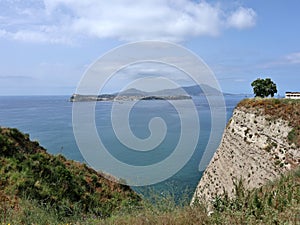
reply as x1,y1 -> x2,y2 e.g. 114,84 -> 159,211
251,78 -> 277,98
0,127 -> 140,223
238,98 -> 300,147
96,167 -> 300,225
1,165 -> 299,224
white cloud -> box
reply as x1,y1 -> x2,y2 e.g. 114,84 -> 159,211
13,29 -> 72,44
0,0 -> 257,43
227,7 -> 257,29
101,61 -> 196,93
0,28 -> 73,44
258,52 -> 300,69
285,52 -> 300,64
0,29 -> 8,37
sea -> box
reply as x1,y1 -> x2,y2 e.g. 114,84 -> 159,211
0,95 -> 245,201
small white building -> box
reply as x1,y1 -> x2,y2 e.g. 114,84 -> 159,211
285,92 -> 300,99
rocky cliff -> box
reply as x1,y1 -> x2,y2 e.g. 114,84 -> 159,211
192,98 -> 300,205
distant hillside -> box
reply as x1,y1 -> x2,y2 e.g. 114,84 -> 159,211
183,84 -> 222,96
118,88 -> 147,96
118,84 -> 222,96
72,84 -> 223,99
0,127 -> 140,219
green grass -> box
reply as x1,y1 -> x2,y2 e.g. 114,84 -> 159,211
0,127 -> 141,222
1,167 -> 299,224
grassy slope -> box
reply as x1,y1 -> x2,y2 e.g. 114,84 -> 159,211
0,127 -> 140,223
101,168 -> 300,225
2,166 -> 300,224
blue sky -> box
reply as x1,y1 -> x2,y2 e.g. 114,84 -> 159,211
0,0 -> 299,95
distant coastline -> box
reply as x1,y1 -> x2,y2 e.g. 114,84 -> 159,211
70,84 -> 226,102
70,93 -> 191,102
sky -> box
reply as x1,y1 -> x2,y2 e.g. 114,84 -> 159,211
0,0 -> 299,96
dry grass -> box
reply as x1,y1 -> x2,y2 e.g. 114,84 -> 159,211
73,167 -> 300,224
237,98 -> 300,147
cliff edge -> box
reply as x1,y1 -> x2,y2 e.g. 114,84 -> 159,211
192,98 -> 300,205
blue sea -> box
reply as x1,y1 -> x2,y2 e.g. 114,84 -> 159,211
0,95 -> 244,200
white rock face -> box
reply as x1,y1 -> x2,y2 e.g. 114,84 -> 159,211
191,107 -> 300,205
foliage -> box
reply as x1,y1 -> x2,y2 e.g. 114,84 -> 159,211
251,78 -> 277,98
208,167 -> 300,224
0,127 -> 141,220
1,166 -> 299,224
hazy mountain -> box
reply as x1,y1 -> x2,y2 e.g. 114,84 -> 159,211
117,88 -> 147,96
118,84 -> 222,96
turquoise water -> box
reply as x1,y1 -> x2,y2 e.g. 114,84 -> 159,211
0,95 -> 244,200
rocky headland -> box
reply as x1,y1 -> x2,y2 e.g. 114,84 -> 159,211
192,98 -> 300,206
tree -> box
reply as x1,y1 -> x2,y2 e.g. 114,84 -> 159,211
251,78 -> 277,98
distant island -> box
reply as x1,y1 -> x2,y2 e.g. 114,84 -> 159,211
70,94 -> 191,102
70,84 -> 224,102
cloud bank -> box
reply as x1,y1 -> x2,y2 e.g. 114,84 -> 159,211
0,0 -> 257,44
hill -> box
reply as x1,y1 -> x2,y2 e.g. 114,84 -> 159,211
0,127 -> 140,222
70,84 -> 223,101
118,84 -> 222,96
101,167 -> 300,225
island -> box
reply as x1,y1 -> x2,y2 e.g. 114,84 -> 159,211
69,85 -> 225,102
70,93 -> 191,102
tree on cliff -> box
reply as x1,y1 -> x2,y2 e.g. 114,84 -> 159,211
251,78 -> 277,98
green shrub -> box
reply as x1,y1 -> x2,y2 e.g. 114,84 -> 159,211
0,127 -> 141,220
